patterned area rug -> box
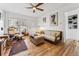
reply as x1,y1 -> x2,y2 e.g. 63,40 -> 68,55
9,40 -> 27,56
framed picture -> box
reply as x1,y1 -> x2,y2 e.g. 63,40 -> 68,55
50,12 -> 58,25
43,17 -> 46,23
68,14 -> 78,29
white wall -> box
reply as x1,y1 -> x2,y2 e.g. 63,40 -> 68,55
38,8 -> 66,41
38,10 -> 64,31
0,9 -> 5,35
4,11 -> 39,34
38,4 -> 79,41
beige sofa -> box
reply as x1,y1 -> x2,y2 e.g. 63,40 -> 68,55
44,30 -> 62,44
30,30 -> 62,45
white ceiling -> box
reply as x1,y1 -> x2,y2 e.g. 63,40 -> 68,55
0,3 -> 79,18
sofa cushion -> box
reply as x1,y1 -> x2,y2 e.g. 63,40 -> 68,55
51,32 -> 60,37
44,35 -> 55,41
57,37 -> 60,40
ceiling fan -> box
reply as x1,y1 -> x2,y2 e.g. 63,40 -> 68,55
26,3 -> 44,13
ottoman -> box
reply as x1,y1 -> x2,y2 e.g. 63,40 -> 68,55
30,35 -> 45,46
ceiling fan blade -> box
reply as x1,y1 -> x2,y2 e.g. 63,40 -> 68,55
26,7 -> 33,9
30,3 -> 34,7
35,3 -> 43,7
36,8 -> 44,11
33,9 -> 35,13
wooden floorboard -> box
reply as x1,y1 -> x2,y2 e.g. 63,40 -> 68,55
4,36 -> 79,56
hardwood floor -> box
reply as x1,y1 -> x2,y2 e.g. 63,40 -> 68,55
4,36 -> 79,56
12,36 -> 79,56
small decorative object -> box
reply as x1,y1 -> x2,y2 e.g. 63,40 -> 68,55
50,12 -> 58,25
43,17 -> 46,23
1,27 -> 3,31
68,14 -> 78,29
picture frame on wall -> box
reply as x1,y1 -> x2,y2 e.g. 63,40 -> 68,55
43,17 -> 46,23
50,12 -> 58,26
68,14 -> 78,29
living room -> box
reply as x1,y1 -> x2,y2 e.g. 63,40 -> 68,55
0,3 -> 79,56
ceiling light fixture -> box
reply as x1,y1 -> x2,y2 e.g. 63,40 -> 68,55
26,3 -> 44,13
33,7 -> 36,10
